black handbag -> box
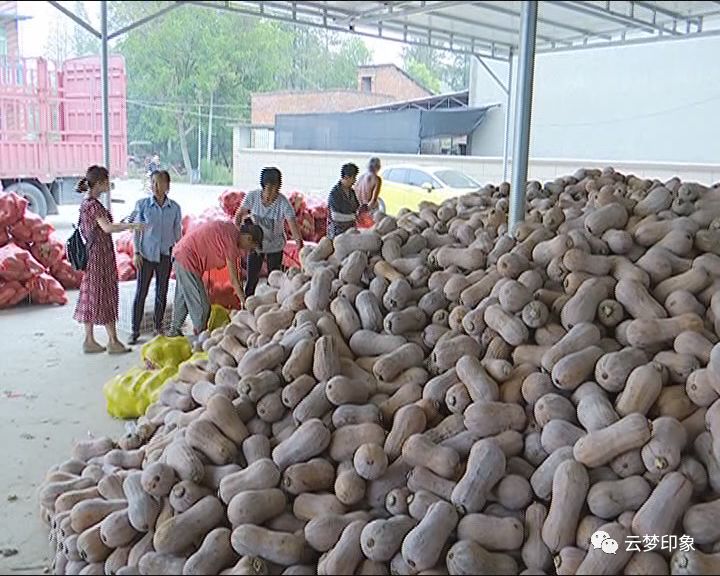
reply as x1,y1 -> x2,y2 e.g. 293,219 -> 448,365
66,224 -> 89,271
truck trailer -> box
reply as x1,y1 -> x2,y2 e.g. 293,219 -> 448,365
0,55 -> 127,217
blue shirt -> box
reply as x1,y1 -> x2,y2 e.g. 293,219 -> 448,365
130,196 -> 182,262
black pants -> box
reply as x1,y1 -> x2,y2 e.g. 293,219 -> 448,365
245,250 -> 283,297
132,254 -> 172,337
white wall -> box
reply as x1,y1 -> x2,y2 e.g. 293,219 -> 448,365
468,56 -> 511,157
233,148 -> 719,197
471,35 -> 720,164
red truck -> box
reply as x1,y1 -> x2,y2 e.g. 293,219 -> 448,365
0,55 -> 127,217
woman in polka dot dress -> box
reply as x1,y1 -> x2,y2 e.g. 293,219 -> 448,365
74,165 -> 144,354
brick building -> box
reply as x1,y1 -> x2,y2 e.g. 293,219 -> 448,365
250,64 -> 432,125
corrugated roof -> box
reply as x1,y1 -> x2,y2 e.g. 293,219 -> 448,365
199,1 -> 720,60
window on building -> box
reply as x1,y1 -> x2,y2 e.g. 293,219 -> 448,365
361,76 -> 372,93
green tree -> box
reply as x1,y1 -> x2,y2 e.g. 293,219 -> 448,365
44,1 -> 97,62
110,2 -> 371,177
402,45 -> 470,93
406,59 -> 441,94
72,2 -> 98,57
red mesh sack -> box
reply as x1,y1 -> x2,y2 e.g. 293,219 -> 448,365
220,189 -> 246,218
116,231 -> 135,257
10,212 -> 54,244
116,252 -> 137,281
357,210 -> 374,229
205,264 -> 245,310
50,260 -> 84,290
0,280 -> 29,309
288,192 -> 307,215
31,238 -> 65,268
26,273 -> 67,305
0,243 -> 45,282
310,204 -> 328,221
0,192 -> 28,228
184,208 -> 230,236
202,207 -> 230,222
0,227 -> 9,247
297,210 -> 316,241
283,241 -> 303,270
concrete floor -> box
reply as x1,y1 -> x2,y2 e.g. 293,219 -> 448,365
0,179 -> 228,573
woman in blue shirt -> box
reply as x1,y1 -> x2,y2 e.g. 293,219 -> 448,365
129,170 -> 182,343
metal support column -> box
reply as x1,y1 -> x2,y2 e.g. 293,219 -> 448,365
100,0 -> 111,209
502,48 -> 513,183
509,1 -> 538,234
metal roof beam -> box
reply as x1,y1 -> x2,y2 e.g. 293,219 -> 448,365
347,1 -> 469,26
47,0 -> 100,38
474,54 -> 508,94
337,1 -> 427,25
428,10 -> 569,47
559,1 -> 681,36
632,1 -> 688,22
536,26 -> 720,54
189,0 -> 512,59
471,2 -> 612,41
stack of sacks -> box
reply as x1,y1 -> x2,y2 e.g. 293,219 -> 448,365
0,192 -> 81,308
115,231 -> 137,281
220,189 -> 246,218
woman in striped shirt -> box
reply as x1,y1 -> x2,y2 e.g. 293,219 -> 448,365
234,167 -> 304,297
327,163 -> 360,240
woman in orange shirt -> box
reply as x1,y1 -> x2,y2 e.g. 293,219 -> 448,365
169,218 -> 262,336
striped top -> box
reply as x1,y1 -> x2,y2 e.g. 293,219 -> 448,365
241,190 -> 296,254
327,182 -> 359,240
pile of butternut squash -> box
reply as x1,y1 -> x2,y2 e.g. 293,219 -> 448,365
39,167 -> 720,575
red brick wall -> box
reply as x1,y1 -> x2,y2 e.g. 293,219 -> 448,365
251,90 -> 395,125
357,65 -> 431,101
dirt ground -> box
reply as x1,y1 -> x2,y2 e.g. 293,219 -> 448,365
0,179 -> 227,573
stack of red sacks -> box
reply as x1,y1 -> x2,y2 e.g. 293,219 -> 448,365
306,197 -> 328,242
0,192 -> 78,308
115,231 -> 137,282
220,189 -> 246,218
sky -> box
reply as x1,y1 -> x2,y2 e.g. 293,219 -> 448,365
17,1 -> 404,65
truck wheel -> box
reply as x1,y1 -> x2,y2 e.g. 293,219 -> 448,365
5,182 -> 48,218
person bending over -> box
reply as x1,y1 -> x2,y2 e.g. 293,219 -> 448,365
169,219 -> 262,337
234,167 -> 303,297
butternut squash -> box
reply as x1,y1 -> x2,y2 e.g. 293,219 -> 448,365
451,439 -> 506,514
574,414 -> 651,468
541,460 -> 589,553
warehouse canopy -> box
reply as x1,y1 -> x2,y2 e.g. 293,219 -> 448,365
176,1 -> 720,61
49,0 -> 720,225
274,106 -> 496,154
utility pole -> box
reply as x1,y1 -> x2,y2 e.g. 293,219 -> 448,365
206,92 -> 214,163
196,98 -> 201,182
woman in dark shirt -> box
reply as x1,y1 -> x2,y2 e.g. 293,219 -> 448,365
327,163 -> 360,240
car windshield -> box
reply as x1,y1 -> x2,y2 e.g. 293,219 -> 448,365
435,170 -> 479,189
